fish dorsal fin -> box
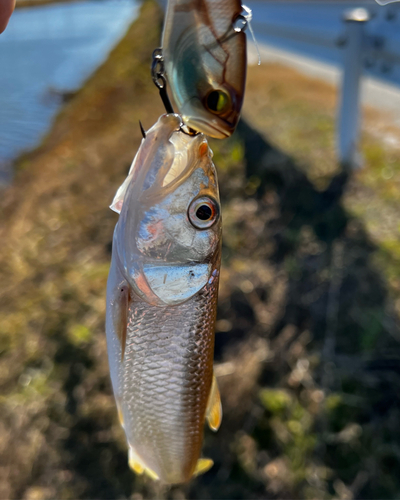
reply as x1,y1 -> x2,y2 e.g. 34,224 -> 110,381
193,458 -> 214,477
206,374 -> 222,431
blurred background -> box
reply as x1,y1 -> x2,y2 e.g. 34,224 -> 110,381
1,0 -> 400,498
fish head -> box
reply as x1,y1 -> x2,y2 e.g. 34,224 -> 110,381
174,60 -> 245,139
114,114 -> 221,306
162,3 -> 247,138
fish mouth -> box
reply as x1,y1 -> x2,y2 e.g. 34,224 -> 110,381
183,115 -> 232,139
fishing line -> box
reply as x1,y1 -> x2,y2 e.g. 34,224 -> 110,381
240,5 -> 261,66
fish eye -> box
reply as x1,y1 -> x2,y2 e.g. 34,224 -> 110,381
188,196 -> 220,230
205,90 -> 231,115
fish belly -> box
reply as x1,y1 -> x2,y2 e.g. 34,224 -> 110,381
111,280 -> 218,484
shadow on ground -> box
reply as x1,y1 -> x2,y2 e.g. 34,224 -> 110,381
186,120 -> 400,500
39,118 -> 400,500
56,119 -> 400,500
3,115 -> 400,499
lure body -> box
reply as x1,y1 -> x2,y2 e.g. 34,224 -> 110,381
106,114 -> 222,484
162,0 -> 247,138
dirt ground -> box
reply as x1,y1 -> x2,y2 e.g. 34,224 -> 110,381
1,1 -> 400,499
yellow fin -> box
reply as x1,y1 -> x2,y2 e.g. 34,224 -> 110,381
206,375 -> 222,431
129,459 -> 144,475
128,447 -> 159,480
116,396 -> 125,429
144,467 -> 159,481
193,458 -> 214,477
128,447 -> 144,475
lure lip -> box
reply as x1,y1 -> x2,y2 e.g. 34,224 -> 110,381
179,90 -> 242,138
182,115 -> 232,139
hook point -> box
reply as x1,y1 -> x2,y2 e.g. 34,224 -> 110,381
139,120 -> 146,139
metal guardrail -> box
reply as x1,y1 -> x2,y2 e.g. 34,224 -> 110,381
248,3 -> 400,169
252,21 -> 339,48
339,9 -> 370,169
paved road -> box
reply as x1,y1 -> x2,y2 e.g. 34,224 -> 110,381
248,41 -> 400,127
246,0 -> 400,125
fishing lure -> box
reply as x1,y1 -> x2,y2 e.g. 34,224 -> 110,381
161,0 -> 249,138
106,114 -> 222,484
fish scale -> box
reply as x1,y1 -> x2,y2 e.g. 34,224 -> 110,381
118,276 -> 218,483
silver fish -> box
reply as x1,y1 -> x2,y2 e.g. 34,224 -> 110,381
162,0 -> 248,138
106,114 -> 223,484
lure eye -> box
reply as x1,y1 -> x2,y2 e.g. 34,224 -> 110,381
188,196 -> 220,230
205,90 -> 231,115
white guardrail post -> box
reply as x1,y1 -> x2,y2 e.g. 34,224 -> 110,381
338,8 -> 370,170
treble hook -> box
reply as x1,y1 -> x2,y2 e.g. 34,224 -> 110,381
151,48 -> 175,114
139,120 -> 146,139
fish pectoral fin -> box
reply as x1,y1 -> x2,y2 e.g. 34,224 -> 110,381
193,458 -> 214,477
128,447 -> 159,480
111,282 -> 131,362
206,375 -> 222,431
